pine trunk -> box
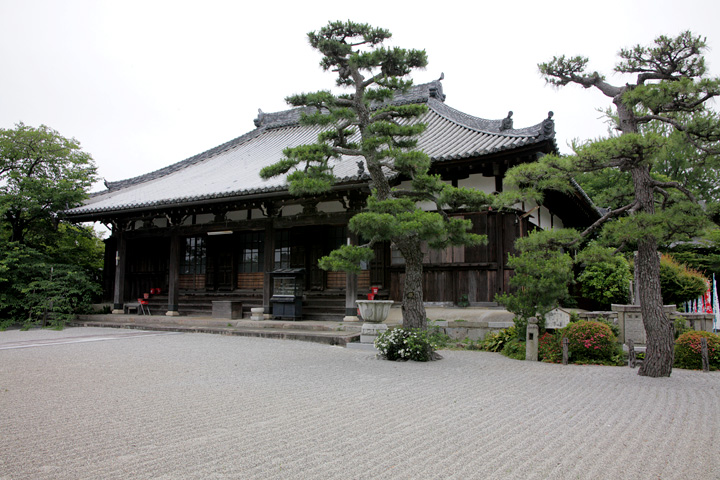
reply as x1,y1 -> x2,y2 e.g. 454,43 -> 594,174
615,99 -> 674,377
633,166 -> 673,377
396,237 -> 427,329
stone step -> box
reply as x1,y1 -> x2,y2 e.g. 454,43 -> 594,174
70,316 -> 361,346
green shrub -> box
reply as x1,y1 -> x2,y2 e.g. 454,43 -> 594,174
673,317 -> 692,340
577,248 -> 632,307
481,326 -> 517,352
659,254 -> 708,306
674,330 -> 720,370
596,318 -> 620,338
563,321 -> 617,362
501,338 -> 526,360
538,331 -> 564,363
374,327 -> 438,362
427,322 -> 451,349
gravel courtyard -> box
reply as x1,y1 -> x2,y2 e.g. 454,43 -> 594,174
1,327 -> 718,480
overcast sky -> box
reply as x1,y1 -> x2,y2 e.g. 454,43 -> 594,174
1,0 -> 719,191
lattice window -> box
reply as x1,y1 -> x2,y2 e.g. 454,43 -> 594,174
180,237 -> 206,274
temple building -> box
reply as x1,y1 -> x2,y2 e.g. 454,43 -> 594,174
65,80 -> 599,320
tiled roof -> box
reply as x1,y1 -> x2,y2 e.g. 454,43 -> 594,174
69,81 -> 555,217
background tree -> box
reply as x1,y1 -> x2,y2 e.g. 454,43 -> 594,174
261,21 -> 491,329
505,32 -> 720,377
0,123 -> 102,328
0,123 -> 96,245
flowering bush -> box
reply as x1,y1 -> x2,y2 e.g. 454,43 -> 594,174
374,327 -> 437,362
563,321 -> 617,362
538,331 -> 564,363
674,331 -> 720,370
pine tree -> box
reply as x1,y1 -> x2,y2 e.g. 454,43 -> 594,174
506,31 -> 720,377
261,21 -> 490,329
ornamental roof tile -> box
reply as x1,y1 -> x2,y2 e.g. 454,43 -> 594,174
69,81 -> 556,217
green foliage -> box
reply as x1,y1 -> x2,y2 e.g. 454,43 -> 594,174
665,230 -> 720,276
427,320 -> 452,349
674,330 -> 720,370
496,229 -> 577,337
658,254 -> 708,306
318,244 -> 375,274
576,246 -> 632,307
374,327 -> 438,361
501,338 -> 526,360
673,317 -> 692,340
0,241 -> 100,329
480,326 -> 517,353
0,123 -> 97,245
563,321 -> 618,363
0,124 -> 102,329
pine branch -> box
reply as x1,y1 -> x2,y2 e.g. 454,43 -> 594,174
574,202 -> 637,243
651,179 -> 697,202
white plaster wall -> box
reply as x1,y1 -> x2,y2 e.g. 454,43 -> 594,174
153,218 -> 168,228
458,174 -> 496,193
226,210 -> 245,221
195,213 -> 213,224
317,201 -> 344,213
539,206 -> 553,230
282,204 -> 302,216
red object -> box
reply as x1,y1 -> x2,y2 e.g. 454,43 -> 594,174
371,287 -> 379,294
156,288 -> 161,294
138,298 -> 149,305
143,293 -> 150,299
367,293 -> 375,300
150,288 -> 156,295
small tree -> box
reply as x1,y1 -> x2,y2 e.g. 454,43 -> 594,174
260,21 -> 491,329
496,229 -> 578,338
506,32 -> 720,377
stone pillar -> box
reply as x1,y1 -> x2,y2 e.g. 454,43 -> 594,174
262,220 -> 275,315
344,232 -> 359,322
111,229 -> 127,314
166,233 -> 181,316
525,316 -> 539,361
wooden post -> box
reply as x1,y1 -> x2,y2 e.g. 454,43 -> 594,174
562,337 -> 569,365
166,233 -> 180,316
628,339 -> 636,368
111,228 -> 127,314
263,220 -> 275,315
344,232 -> 359,321
701,337 -> 710,373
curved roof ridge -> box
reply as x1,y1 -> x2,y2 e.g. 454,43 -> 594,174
427,98 -> 554,139
255,79 -> 446,130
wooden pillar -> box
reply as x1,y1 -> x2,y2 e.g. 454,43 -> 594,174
112,228 -> 127,314
344,232 -> 359,321
166,233 -> 181,316
496,212 -> 505,296
263,220 -> 275,314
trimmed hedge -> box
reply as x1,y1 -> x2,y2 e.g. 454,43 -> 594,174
674,330 -> 720,370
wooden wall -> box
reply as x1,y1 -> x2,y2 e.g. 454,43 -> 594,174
389,211 -> 525,304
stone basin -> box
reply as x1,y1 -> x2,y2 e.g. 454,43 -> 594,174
356,300 -> 394,323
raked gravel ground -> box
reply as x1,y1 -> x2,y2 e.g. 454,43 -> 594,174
1,327 -> 719,480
